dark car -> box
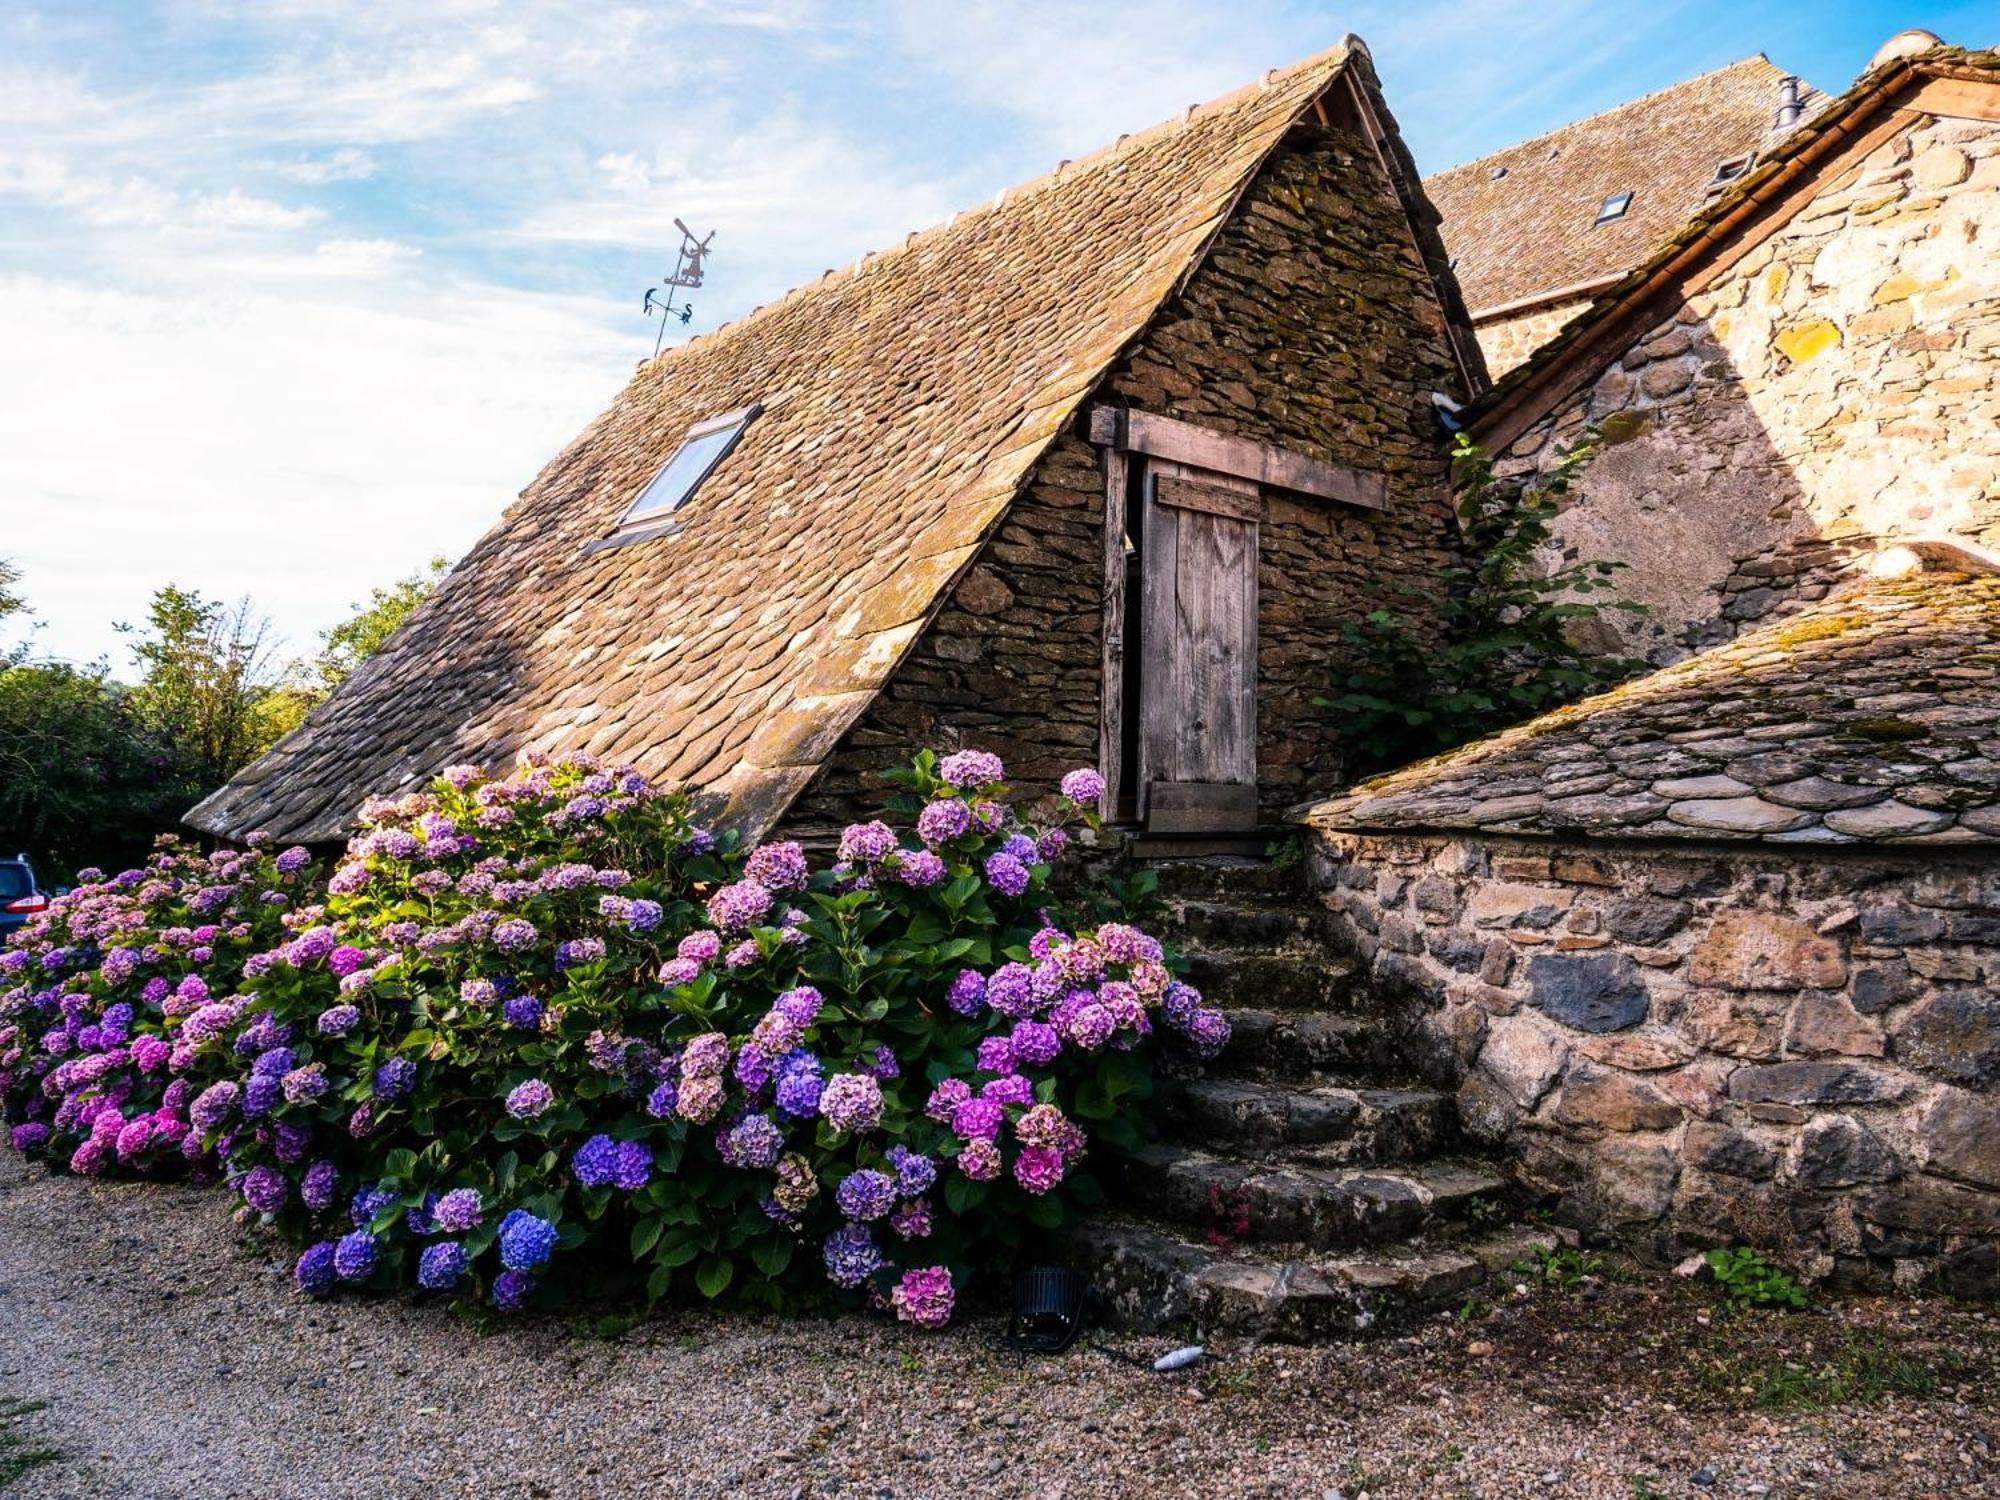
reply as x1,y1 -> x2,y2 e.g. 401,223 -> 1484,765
0,854 -> 49,936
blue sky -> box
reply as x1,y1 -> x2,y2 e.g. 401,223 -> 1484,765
2,0 -> 1991,668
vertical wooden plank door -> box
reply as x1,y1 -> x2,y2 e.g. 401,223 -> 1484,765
1138,462 -> 1260,832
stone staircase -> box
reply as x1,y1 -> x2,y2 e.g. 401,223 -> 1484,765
1071,854 -> 1555,1340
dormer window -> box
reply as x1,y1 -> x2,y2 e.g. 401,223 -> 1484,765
1707,152 -> 1756,192
594,404 -> 759,549
1594,190 -> 1633,226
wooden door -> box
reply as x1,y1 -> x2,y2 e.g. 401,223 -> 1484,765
1138,462 -> 1259,832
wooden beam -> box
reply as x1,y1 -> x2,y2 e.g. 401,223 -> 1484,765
1097,444 -> 1129,823
1087,405 -> 1387,510
1907,75 -> 2000,123
1145,781 -> 1259,833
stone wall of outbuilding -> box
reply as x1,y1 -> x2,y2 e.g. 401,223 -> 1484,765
1474,296 -> 1591,379
787,121 -> 1464,830
1496,109 -> 2000,666
1311,827 -> 2000,1295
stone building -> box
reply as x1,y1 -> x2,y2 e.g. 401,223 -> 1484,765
1426,55 -> 1824,377
1474,44 -> 2000,665
1303,567 -> 2000,1291
189,38 -> 1485,850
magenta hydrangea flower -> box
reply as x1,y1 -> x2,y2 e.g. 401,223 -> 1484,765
956,1138 -> 1002,1181
1012,1146 -> 1066,1195
889,1198 -> 934,1240
891,1265 -> 956,1328
677,930 -> 722,964
925,1078 -> 971,1123
976,1036 -> 1016,1075
895,850 -> 946,888
950,1097 -> 1005,1142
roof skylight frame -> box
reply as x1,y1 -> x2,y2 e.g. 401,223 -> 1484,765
1593,190 -> 1634,226
588,403 -> 761,552
1707,151 -> 1757,192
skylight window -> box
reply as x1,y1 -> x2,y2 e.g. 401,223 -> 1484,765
611,404 -> 759,536
1594,190 -> 1633,226
1707,152 -> 1756,192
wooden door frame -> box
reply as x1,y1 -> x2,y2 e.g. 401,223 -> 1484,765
1087,403 -> 1385,823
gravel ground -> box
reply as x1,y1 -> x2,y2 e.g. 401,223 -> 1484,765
2,1155 -> 1995,1500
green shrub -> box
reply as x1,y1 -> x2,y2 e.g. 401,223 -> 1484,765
1317,432 -> 1648,774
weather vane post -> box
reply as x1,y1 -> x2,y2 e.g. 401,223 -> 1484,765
644,217 -> 715,358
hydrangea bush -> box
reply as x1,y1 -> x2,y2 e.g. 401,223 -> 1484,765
2,749 -> 1226,1329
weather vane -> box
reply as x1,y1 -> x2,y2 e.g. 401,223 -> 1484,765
644,217 -> 715,357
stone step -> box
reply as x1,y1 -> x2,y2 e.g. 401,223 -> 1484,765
1212,1007 -> 1406,1078
1156,898 -> 1327,951
1070,1216 -> 1560,1340
1180,950 -> 1367,1012
1140,856 -> 1308,902
1120,1145 -> 1509,1250
1163,1076 -> 1452,1159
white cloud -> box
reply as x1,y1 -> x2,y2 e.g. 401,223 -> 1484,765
271,146 -> 376,183
0,273 -> 641,668
187,188 -> 325,230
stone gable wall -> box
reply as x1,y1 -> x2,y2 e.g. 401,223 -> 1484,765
1313,828 -> 2000,1295
1497,111 -> 2000,665
1475,296 -> 1592,379
788,123 -> 1462,829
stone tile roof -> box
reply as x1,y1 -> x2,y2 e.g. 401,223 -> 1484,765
1424,56 -> 1820,317
186,42 -> 1383,846
1304,571 -> 2000,846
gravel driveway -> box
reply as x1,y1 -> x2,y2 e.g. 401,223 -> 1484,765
1,1155 -> 1993,1500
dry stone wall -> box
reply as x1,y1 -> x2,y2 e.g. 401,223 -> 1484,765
789,123 -> 1463,829
1499,110 -> 2000,665
1312,827 -> 2000,1295
1474,297 -> 1591,378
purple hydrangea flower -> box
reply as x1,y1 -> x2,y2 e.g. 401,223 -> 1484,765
241,1165 -> 288,1214
983,852 -> 1031,898
503,995 -> 544,1030
819,1073 -> 883,1135
985,963 -> 1037,1018
951,1097 -> 1006,1142
433,1187 -> 484,1233
188,1080 -> 239,1133
505,1078 -> 555,1119
946,969 -> 986,1016
418,1241 -> 467,1291
1059,767 -> 1106,804
916,799 -> 972,845
773,1057 -> 823,1119
294,1242 -> 339,1297
554,938 -> 606,971
743,841 -> 810,892
492,1269 -> 535,1311
719,1114 -> 785,1169
302,1160 -> 339,1211
821,1223 -> 886,1289
896,850 -> 946,888
492,919 -> 538,953
937,750 -> 1005,789
889,1199 -> 934,1240
316,1004 -> 361,1037
982,1073 -> 1035,1108
835,1168 -> 897,1221
645,1078 -> 680,1118
1010,1019 -> 1061,1066
373,1057 -> 417,1100
976,1036 -> 1016,1075
835,821 -> 897,864
333,1231 -> 378,1281
705,879 -> 773,933
886,1145 -> 937,1197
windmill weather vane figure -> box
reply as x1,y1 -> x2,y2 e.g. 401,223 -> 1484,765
645,217 -> 715,357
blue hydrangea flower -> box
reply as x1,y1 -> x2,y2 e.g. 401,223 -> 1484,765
373,1057 -> 417,1099
498,1209 -> 558,1271
294,1241 -> 338,1297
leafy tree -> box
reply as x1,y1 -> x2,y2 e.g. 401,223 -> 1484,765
0,661 -> 204,879
118,586 -> 286,787
1318,433 -> 1647,775
306,555 -> 447,693
0,557 -> 23,624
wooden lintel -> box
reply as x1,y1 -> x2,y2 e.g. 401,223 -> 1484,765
1085,405 -> 1387,511
1145,780 -> 1258,833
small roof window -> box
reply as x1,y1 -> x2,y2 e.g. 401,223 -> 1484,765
1707,151 -> 1756,192
600,404 -> 759,545
1593,190 -> 1633,226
